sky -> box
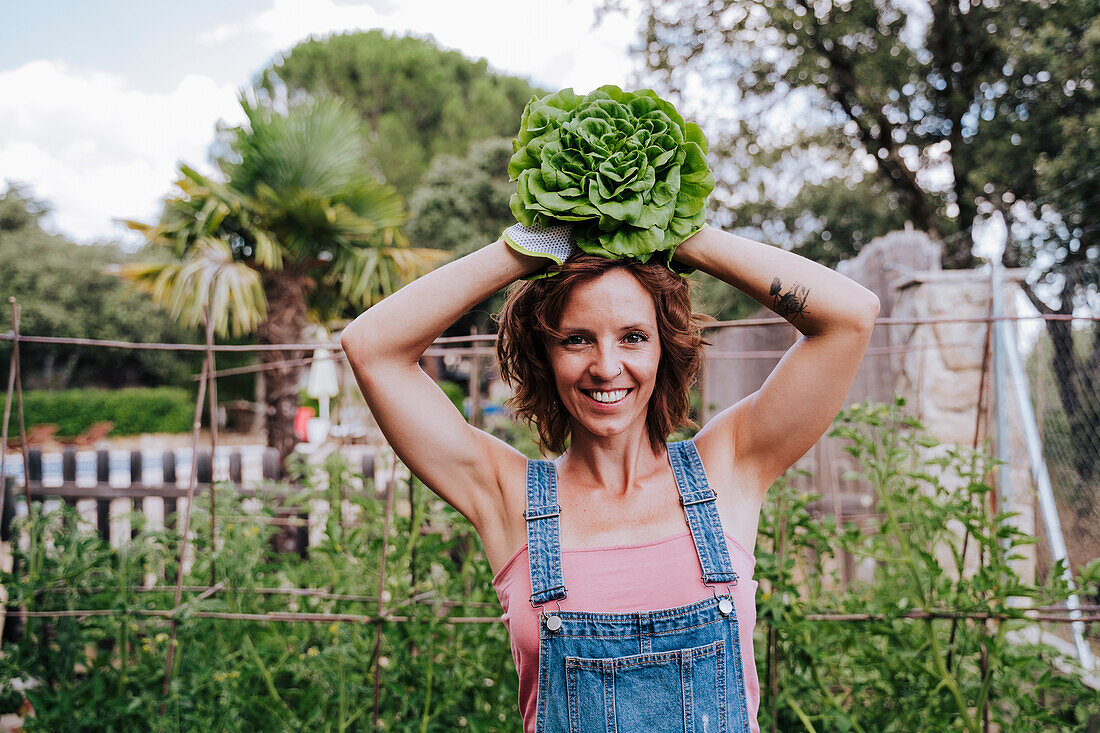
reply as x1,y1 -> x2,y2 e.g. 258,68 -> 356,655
0,0 -> 641,245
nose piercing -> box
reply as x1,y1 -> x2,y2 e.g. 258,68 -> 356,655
616,366 -> 623,376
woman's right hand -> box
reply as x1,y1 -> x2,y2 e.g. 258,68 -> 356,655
340,238 -> 545,570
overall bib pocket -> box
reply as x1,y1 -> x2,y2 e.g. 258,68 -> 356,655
565,640 -> 726,733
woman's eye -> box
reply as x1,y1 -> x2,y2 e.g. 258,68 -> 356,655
562,335 -> 586,345
624,332 -> 648,344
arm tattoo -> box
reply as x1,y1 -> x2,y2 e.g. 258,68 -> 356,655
769,277 -> 810,321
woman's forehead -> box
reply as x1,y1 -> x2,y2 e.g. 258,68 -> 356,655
557,269 -> 658,327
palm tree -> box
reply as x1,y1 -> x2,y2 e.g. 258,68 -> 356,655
122,98 -> 446,463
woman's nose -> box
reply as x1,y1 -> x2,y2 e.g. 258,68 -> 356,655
588,346 -> 622,382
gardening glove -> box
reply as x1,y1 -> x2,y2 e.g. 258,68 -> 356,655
501,222 -> 577,279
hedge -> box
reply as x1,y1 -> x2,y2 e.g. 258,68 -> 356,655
4,387 -> 194,437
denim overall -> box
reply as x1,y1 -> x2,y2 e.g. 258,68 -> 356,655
525,440 -> 752,733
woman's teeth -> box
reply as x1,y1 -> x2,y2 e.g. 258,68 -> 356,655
589,389 -> 628,404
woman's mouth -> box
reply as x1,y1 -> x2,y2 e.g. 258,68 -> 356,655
584,388 -> 631,405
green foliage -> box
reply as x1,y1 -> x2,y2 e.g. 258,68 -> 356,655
755,397 -> 1100,731
258,31 -> 543,200
3,387 -> 194,437
625,0 -> 1100,279
125,98 -> 446,335
0,184 -> 199,389
4,404 -> 1098,731
407,137 -> 516,258
508,86 -> 714,263
436,379 -> 465,414
405,137 -> 517,333
1,453 -> 518,731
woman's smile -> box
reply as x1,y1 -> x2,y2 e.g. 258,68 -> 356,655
585,388 -> 632,404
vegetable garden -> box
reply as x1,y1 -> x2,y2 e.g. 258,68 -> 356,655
2,400 -> 1098,731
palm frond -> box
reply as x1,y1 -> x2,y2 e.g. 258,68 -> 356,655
117,238 -> 266,337
329,244 -> 448,308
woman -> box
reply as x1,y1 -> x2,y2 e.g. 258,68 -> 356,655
340,225 -> 879,732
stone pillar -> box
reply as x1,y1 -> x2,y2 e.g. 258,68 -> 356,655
890,266 -> 1035,581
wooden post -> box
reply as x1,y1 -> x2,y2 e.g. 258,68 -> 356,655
362,454 -> 375,490
1,475 -> 14,543
468,326 -> 482,429
699,347 -> 710,426
228,451 -> 242,485
27,448 -> 42,484
204,308 -> 219,585
162,450 -> 177,534
5,299 -> 31,511
1,475 -> 16,643
372,461 -> 399,730
130,451 -> 143,540
161,355 -> 210,704
262,448 -> 281,482
95,450 -> 110,542
197,449 -> 212,487
162,450 -> 177,584
62,447 -> 77,510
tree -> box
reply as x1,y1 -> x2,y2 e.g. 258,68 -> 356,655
256,30 -> 543,200
406,137 -> 516,258
122,99 -> 446,463
621,0 -> 1100,481
0,183 -> 198,390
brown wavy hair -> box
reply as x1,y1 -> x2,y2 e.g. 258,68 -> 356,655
495,253 -> 713,454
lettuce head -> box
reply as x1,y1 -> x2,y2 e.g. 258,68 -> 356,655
508,85 -> 714,263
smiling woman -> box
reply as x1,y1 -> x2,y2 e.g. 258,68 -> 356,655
340,83 -> 877,733
341,221 -> 878,732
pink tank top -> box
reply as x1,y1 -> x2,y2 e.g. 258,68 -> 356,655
492,531 -> 760,732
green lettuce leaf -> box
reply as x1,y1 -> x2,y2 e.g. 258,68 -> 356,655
508,85 -> 714,262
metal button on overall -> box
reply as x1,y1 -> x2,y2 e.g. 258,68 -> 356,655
523,441 -> 752,733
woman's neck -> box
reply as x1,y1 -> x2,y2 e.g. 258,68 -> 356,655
556,429 -> 667,497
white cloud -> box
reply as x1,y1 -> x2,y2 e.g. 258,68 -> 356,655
0,2 -> 644,243
0,60 -> 243,244
198,0 -> 640,93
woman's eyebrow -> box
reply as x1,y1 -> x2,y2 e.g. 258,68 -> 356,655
558,323 -> 654,333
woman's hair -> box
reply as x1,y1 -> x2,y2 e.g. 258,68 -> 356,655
495,253 -> 713,454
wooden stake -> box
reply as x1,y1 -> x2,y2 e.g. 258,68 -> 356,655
203,309 -> 218,585
160,354 -> 210,707
371,457 -> 399,728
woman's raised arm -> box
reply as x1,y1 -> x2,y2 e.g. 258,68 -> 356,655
675,227 -> 880,498
340,240 -> 542,538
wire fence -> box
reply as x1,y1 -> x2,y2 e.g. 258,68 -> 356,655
2,298 -> 1099,728
4,309 -> 1098,589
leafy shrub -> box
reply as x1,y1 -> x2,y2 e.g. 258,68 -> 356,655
2,402 -> 1098,731
1,452 -> 518,731
5,387 -> 194,437
755,398 -> 1100,731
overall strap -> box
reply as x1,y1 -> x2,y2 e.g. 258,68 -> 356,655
524,459 -> 568,606
668,440 -> 738,586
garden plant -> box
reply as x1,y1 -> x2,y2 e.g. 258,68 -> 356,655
1,400 -> 1097,731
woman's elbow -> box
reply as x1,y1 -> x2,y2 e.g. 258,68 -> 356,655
863,290 -> 881,326
339,314 -> 379,368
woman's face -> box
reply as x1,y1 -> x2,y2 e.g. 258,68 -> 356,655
546,268 -> 661,444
